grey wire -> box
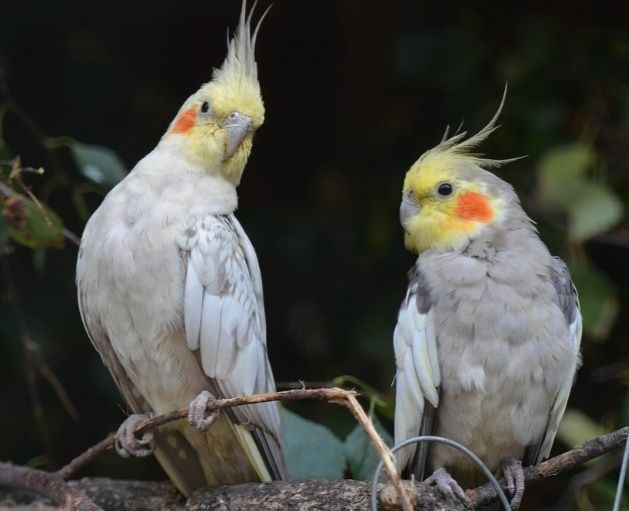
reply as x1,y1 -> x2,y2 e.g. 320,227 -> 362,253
612,433 -> 629,511
370,435 -> 511,511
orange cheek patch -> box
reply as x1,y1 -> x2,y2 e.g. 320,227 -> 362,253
171,107 -> 197,134
455,191 -> 493,222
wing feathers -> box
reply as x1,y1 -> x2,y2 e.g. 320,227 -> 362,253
526,257 -> 582,466
182,213 -> 286,480
393,267 -> 439,475
200,295 -> 222,377
184,263 -> 204,350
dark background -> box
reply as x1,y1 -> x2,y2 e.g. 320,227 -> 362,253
1,1 -> 628,509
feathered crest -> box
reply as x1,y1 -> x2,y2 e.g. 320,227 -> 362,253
212,0 -> 270,89
418,85 -> 522,170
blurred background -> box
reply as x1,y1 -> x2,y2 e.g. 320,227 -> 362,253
1,1 -> 628,509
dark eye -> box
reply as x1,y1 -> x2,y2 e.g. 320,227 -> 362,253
200,101 -> 210,113
437,182 -> 453,196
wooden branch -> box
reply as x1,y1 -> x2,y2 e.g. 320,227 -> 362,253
56,387 -> 412,510
0,463 -> 103,511
44,396 -> 629,510
58,388 -> 354,479
2,426 -> 628,511
55,434 -> 117,481
467,426 -> 629,507
0,477 -> 447,511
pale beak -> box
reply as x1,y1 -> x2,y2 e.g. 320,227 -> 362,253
400,190 -> 420,228
222,111 -> 252,160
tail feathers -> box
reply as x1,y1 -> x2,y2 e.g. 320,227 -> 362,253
153,428 -> 210,497
152,415 -> 278,497
250,427 -> 288,481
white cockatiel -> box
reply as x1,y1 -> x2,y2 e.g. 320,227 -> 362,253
393,93 -> 581,508
76,2 -> 286,496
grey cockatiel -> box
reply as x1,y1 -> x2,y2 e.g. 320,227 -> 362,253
76,2 -> 287,496
394,93 -> 581,508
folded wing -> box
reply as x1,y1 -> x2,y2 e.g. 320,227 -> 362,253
182,213 -> 286,480
394,265 -> 440,478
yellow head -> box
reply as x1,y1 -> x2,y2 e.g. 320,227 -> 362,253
160,1 -> 267,185
400,89 -> 521,254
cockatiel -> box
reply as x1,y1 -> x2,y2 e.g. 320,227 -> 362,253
393,91 -> 581,508
76,2 -> 287,496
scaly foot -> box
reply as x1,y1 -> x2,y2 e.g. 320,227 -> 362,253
188,390 -> 219,432
115,412 -> 154,458
501,457 -> 525,509
424,467 -> 468,503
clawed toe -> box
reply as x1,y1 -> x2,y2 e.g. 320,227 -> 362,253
115,413 -> 154,458
425,467 -> 468,503
501,458 -> 524,510
188,390 -> 219,432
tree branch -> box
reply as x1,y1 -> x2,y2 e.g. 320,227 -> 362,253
12,389 -> 626,510
467,426 -> 629,508
0,463 -> 103,511
56,387 -> 412,510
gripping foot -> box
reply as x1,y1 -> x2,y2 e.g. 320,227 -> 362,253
187,390 -> 219,432
115,412 -> 154,458
501,457 -> 525,509
424,467 -> 468,503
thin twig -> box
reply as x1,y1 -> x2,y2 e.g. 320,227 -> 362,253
59,389 -> 360,478
0,71 -> 66,178
0,158 -> 81,248
0,255 -> 55,468
344,394 -> 413,511
55,434 -> 117,481
468,426 -> 629,507
37,362 -> 80,420
276,381 -> 333,390
62,227 -> 81,247
0,462 -> 103,511
55,387 -> 412,510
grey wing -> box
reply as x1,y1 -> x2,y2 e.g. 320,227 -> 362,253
182,214 -> 287,480
524,256 -> 582,466
393,265 -> 440,479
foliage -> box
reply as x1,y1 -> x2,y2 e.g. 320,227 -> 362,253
282,405 -> 392,481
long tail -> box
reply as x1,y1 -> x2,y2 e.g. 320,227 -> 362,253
152,414 -> 283,497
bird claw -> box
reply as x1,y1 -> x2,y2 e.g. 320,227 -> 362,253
188,390 -> 219,433
425,467 -> 468,504
115,413 -> 154,458
501,458 -> 524,509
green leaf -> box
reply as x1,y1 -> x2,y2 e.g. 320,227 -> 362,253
332,375 -> 394,421
47,137 -> 126,188
567,183 -> 623,241
281,408 -> 346,480
344,414 -> 393,480
537,142 -> 595,210
6,197 -> 64,249
572,264 -> 618,340
556,408 -> 607,448
25,455 -> 49,469
71,141 -> 127,187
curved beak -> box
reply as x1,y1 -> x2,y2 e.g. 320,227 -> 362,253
222,111 -> 252,160
400,190 -> 420,228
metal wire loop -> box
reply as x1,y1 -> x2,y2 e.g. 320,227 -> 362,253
612,433 -> 629,511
